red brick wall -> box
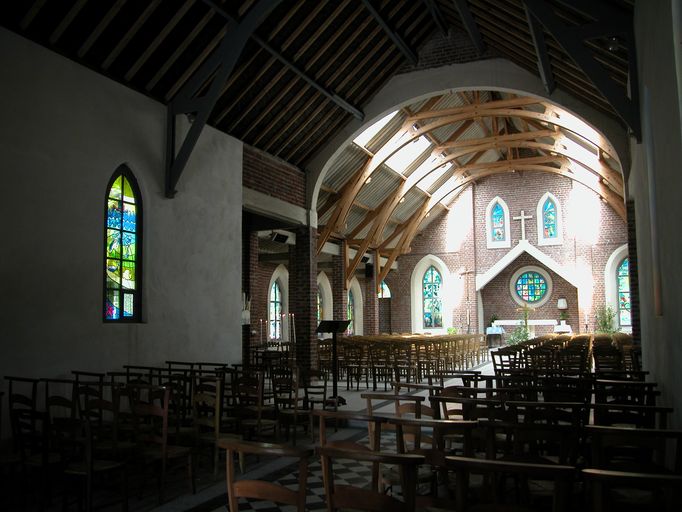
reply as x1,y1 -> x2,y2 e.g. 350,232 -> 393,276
243,145 -> 305,208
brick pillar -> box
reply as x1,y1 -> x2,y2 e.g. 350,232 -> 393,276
331,251 -> 347,320
289,226 -> 318,370
244,230 -> 260,365
363,265 -> 379,335
627,200 -> 641,344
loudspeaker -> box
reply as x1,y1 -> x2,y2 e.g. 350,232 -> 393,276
270,232 -> 289,244
365,263 -> 374,278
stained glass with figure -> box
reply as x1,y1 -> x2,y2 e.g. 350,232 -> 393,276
515,271 -> 547,303
378,281 -> 392,298
346,291 -> 354,335
543,198 -> 557,238
270,281 -> 282,339
617,258 -> 631,327
422,266 -> 443,328
105,169 -> 141,321
491,202 -> 505,241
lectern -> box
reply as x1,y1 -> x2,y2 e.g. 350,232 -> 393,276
316,320 -> 351,405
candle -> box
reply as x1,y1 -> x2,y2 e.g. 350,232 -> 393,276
259,318 -> 263,345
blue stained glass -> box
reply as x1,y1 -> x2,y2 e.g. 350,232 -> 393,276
121,232 -> 136,259
122,203 -> 136,232
123,294 -> 134,317
491,202 -> 505,241
515,271 -> 547,303
617,258 -> 631,327
422,266 -> 443,328
543,199 -> 557,238
107,200 -> 122,229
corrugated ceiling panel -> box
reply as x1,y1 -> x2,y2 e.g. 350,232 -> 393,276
356,166 -> 402,207
321,145 -> 367,193
392,189 -> 425,223
364,110 -> 407,154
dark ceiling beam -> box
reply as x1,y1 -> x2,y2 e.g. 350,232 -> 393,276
422,0 -> 448,36
202,0 -> 364,120
524,0 -> 640,140
452,0 -> 485,54
78,0 -> 127,58
523,2 -> 555,94
165,0 -> 280,197
49,0 -> 88,44
102,0 -> 160,70
361,0 -> 418,65
20,0 -> 47,30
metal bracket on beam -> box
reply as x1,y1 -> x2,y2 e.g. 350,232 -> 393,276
165,1 -> 281,197
453,0 -> 485,55
524,0 -> 640,140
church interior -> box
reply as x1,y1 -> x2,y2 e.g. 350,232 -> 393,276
3,0 -> 682,510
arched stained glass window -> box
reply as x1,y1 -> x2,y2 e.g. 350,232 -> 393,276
617,258 -> 631,327
422,266 -> 443,328
515,271 -> 548,303
346,291 -> 355,335
491,202 -> 505,242
269,281 -> 283,339
378,281 -> 392,298
542,197 -> 558,239
104,166 -> 141,321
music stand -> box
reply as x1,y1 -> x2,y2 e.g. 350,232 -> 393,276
316,320 -> 351,405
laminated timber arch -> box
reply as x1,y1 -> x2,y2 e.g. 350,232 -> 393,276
309,61 -> 630,292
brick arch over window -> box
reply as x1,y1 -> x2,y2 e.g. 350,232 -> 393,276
317,271 -> 333,322
410,254 -> 451,333
347,276 -> 363,335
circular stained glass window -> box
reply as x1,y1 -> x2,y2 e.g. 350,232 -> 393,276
515,271 -> 548,303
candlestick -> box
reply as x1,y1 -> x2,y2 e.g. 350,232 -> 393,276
260,318 -> 263,345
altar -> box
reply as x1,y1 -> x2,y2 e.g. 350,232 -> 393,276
493,319 -> 558,337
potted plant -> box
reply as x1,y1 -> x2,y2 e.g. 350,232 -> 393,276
559,310 -> 569,325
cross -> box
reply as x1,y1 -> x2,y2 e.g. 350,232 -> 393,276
513,210 -> 533,240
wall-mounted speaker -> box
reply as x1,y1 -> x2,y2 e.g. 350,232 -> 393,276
365,263 -> 374,278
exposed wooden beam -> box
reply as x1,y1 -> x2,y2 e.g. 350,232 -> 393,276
453,0 -> 485,54
407,96 -> 541,121
102,0 -> 160,70
523,1 -> 555,94
78,0 -> 127,58
165,0 -> 279,197
49,0 -> 88,44
20,0 -> 47,30
524,0 -> 640,139
204,0 -> 364,120
361,0 -> 418,65
422,0 -> 448,35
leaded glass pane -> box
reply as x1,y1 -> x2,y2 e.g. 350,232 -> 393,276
123,203 -> 136,232
378,281 -> 391,298
543,199 -> 557,238
422,266 -> 443,328
107,200 -> 122,229
515,271 -> 547,303
491,202 -> 505,241
347,291 -> 354,335
109,176 -> 122,200
105,290 -> 120,320
123,293 -> 134,317
104,169 -> 141,322
617,258 -> 631,327
270,282 -> 282,339
122,177 -> 135,203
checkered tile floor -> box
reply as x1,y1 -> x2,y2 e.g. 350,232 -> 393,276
203,431 -> 395,512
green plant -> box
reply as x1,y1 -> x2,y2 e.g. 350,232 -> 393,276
595,304 -> 617,333
559,310 -> 569,321
447,327 -> 458,335
489,314 -> 498,326
507,325 -> 530,345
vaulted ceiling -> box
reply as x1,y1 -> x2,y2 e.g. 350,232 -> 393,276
1,0 -> 637,276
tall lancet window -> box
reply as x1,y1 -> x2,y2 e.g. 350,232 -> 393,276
485,197 -> 511,248
346,291 -> 355,335
269,281 -> 283,339
422,266 -> 443,328
104,165 -> 142,322
617,258 -> 631,328
537,192 -> 563,245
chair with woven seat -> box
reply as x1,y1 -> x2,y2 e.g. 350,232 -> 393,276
220,438 -> 312,512
235,372 -> 278,441
130,385 -> 195,504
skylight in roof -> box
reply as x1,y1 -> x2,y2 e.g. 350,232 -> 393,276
385,135 -> 432,174
353,110 -> 398,149
416,158 -> 452,192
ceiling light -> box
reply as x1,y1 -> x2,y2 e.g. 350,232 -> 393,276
412,123 -> 419,131
607,36 -> 619,52
399,197 -> 405,203
365,177 -> 372,184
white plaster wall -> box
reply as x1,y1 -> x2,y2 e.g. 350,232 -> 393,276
629,1 -> 682,428
0,29 -> 243,381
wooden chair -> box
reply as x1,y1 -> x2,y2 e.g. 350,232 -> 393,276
304,370 -> 337,443
219,439 -> 312,512
582,468 -> 682,511
445,455 -> 576,512
317,445 -> 424,512
130,385 -> 195,504
235,372 -> 277,441
272,367 -> 308,444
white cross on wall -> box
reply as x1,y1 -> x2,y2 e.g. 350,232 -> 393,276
513,210 -> 533,241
